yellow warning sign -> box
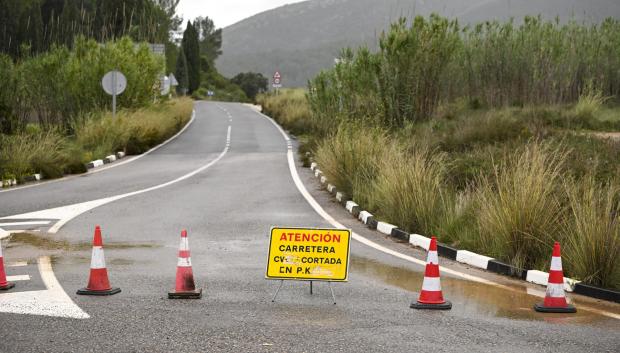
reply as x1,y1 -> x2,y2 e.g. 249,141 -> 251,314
266,227 -> 351,281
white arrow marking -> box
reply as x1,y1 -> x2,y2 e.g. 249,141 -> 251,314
6,275 -> 30,281
0,256 -> 90,319
0,124 -> 231,234
0,221 -> 50,227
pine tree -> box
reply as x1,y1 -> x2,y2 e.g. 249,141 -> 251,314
181,20 -> 200,94
175,48 -> 189,95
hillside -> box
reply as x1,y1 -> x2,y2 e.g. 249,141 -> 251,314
216,0 -> 620,87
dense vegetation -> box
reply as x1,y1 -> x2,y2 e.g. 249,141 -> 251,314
258,15 -> 620,290
218,0 -> 620,87
0,0 -> 180,59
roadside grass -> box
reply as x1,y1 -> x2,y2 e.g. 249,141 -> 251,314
562,176 -> 620,289
259,91 -> 620,290
0,98 -> 193,182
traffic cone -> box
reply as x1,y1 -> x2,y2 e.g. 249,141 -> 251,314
0,239 -> 15,291
77,226 -> 121,296
168,230 -> 202,299
534,242 -> 576,313
411,236 -> 452,310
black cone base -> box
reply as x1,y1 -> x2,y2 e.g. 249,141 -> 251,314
168,288 -> 202,299
534,303 -> 576,313
0,282 -> 15,290
77,287 -> 121,296
411,300 -> 452,310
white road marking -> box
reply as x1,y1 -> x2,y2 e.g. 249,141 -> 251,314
0,256 -> 90,319
253,107 -> 620,321
0,110 -> 196,194
0,221 -> 50,227
6,275 -> 30,281
1,124 -> 232,234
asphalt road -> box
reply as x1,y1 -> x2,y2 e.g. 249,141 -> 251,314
1,102 -> 619,353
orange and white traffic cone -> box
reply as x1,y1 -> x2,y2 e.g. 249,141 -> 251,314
168,230 -> 202,299
534,242 -> 576,313
411,236 -> 452,310
0,239 -> 15,291
77,226 -> 121,296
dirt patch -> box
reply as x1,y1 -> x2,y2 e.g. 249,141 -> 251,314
7,232 -> 160,251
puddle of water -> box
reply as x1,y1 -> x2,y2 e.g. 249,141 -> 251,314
7,232 -> 160,251
351,256 -> 620,327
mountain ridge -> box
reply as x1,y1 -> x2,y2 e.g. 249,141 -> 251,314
217,0 -> 620,87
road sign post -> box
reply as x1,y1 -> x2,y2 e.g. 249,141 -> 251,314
266,227 -> 351,304
272,71 -> 282,94
101,70 -> 127,118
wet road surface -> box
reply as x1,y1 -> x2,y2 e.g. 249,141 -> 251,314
1,102 -> 619,352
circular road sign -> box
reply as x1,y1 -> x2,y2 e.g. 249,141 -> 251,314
101,70 -> 127,95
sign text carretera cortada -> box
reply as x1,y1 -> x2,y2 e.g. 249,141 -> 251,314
266,227 -> 351,281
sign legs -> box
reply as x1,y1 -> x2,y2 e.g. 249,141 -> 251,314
271,280 -> 284,302
271,280 -> 337,304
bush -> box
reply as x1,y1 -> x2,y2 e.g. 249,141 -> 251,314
474,142 -> 567,270
314,124 -> 394,208
373,144 -> 452,236
562,176 -> 620,289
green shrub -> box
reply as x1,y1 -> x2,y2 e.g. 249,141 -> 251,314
373,144 -> 452,236
562,176 -> 620,289
474,142 -> 567,270
314,124 -> 394,208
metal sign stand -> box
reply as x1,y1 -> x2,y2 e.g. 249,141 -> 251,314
271,280 -> 337,304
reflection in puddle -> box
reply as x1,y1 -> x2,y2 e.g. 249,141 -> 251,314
351,256 -> 620,327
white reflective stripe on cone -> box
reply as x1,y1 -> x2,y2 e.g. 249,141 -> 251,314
427,251 -> 439,265
90,246 -> 106,269
550,257 -> 562,271
178,238 -> 189,251
177,257 -> 192,267
421,277 -> 441,291
546,282 -> 566,298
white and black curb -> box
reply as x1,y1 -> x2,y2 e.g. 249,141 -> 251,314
308,161 -> 620,303
86,151 -> 126,170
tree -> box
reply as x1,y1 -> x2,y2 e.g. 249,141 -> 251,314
175,48 -> 189,95
194,16 -> 222,65
231,72 -> 268,100
181,20 -> 200,94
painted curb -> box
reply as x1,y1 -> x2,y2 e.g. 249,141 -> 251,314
456,250 -> 493,270
358,211 -> 373,225
335,192 -> 347,204
573,283 -> 620,303
327,184 -> 337,194
377,221 -> 397,236
345,201 -> 360,217
390,228 -> 410,242
526,270 -> 579,292
306,159 -> 620,303
409,234 -> 431,251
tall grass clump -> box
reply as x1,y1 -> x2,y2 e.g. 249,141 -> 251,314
314,124 -> 394,208
562,176 -> 620,289
373,144 -> 452,235
474,142 -> 567,270
0,130 -> 69,180
75,97 -> 193,158
257,89 -> 313,135
574,90 -> 608,122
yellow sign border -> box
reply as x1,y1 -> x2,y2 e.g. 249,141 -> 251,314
265,226 -> 351,282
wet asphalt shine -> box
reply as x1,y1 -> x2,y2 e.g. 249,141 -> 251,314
1,102 -> 619,352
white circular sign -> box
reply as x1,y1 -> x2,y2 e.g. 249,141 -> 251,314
101,70 -> 127,95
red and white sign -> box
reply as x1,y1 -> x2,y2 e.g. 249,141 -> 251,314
273,71 -> 281,79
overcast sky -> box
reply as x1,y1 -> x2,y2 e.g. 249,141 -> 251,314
177,0 -> 308,28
